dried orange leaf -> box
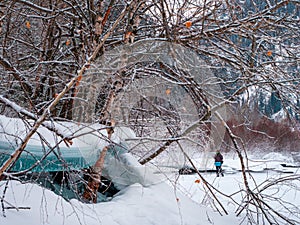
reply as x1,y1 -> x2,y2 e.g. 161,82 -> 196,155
66,39 -> 71,46
25,21 -> 31,29
185,21 -> 192,28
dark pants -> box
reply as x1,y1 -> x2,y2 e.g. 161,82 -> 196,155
216,166 -> 222,176
215,162 -> 224,176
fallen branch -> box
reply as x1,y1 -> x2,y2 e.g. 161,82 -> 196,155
4,206 -> 31,210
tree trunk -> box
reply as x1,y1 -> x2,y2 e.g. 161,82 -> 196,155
82,121 -> 115,203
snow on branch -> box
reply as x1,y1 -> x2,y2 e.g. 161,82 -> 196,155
0,95 -> 72,144
17,0 -> 53,13
0,56 -> 33,94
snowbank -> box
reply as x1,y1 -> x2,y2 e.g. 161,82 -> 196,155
0,180 -> 238,225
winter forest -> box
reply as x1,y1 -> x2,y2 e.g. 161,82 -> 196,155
0,0 -> 299,225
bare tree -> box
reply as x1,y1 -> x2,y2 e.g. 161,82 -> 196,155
0,0 -> 299,224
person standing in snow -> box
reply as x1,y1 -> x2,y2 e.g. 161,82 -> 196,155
214,150 -> 224,177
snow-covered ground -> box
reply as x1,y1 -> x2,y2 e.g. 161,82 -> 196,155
1,152 -> 299,225
1,113 -> 299,225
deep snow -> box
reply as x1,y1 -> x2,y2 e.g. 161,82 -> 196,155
1,152 -> 300,225
0,115 -> 299,224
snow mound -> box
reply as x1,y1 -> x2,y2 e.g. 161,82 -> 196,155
0,180 -> 238,225
262,152 -> 294,163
